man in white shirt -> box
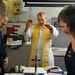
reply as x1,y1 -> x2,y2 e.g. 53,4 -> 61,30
25,12 -> 59,67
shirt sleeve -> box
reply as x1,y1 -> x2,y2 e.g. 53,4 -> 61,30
25,26 -> 34,39
0,38 -> 8,65
51,25 -> 59,38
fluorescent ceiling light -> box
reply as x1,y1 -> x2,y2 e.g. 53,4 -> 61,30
27,2 -> 75,4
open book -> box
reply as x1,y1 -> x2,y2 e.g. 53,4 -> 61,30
23,67 -> 47,73
44,66 -> 63,74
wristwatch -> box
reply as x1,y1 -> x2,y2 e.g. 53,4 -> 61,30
50,27 -> 53,30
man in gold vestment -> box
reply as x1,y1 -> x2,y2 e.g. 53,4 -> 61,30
25,12 -> 59,67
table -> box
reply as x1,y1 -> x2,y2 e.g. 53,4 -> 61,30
5,67 -> 64,75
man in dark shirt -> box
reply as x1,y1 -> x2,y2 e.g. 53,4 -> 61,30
0,12 -> 9,75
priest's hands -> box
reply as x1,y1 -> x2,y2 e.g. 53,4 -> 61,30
45,23 -> 53,34
3,57 -> 9,68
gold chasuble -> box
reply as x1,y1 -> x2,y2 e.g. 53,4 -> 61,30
29,24 -> 51,67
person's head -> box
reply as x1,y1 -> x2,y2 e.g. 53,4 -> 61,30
0,12 -> 8,28
26,20 -> 33,27
58,5 -> 75,35
37,12 -> 47,26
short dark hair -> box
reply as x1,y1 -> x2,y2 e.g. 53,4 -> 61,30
58,5 -> 75,34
